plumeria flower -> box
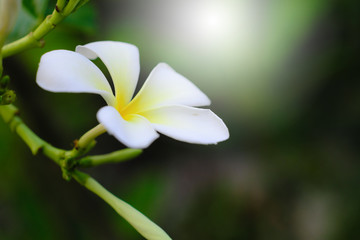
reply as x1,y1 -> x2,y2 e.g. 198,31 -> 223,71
36,41 -> 229,148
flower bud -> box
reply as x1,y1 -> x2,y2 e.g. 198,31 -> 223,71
0,75 -> 9,90
0,89 -> 16,105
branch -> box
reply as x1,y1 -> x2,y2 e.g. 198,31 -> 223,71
78,148 -> 142,167
73,171 -> 172,240
0,104 -> 64,162
0,104 -> 170,239
1,0 -> 88,58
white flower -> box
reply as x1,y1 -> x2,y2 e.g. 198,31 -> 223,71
36,41 -> 229,148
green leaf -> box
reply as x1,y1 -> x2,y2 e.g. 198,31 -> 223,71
63,3 -> 97,34
22,0 -> 49,18
22,0 -> 37,18
5,5 -> 38,43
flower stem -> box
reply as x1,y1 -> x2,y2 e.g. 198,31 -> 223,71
0,51 -> 3,77
0,104 -> 64,165
78,148 -> 142,167
0,105 -> 167,239
72,170 -> 172,240
0,105 -> 43,154
77,124 -> 106,149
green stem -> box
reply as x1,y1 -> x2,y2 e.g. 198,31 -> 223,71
0,104 -> 100,167
0,105 -> 165,239
78,148 -> 142,167
72,171 -> 172,240
77,124 -> 106,149
14,117 -> 45,154
0,104 -> 64,164
1,0 -> 86,58
62,0 -> 81,15
0,103 -> 17,122
0,50 -> 3,77
56,0 -> 67,11
61,124 -> 105,162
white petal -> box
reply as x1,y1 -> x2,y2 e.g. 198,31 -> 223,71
36,50 -> 115,106
76,41 -> 140,109
121,63 -> 211,115
140,105 -> 229,144
97,106 -> 159,149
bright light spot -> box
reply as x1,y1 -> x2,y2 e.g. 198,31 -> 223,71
132,0 -> 262,92
153,0 -> 258,54
194,4 -> 233,40
178,1 -> 240,48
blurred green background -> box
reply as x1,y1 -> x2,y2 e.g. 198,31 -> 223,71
1,0 -> 360,239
